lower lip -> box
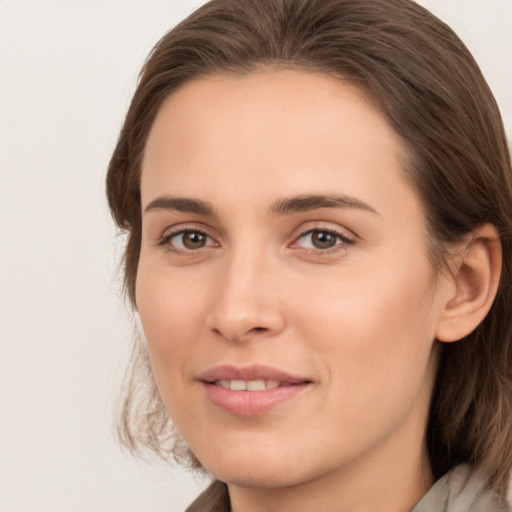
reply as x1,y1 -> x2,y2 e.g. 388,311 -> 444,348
202,382 -> 311,416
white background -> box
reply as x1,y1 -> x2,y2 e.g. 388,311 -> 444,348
0,1 -> 511,511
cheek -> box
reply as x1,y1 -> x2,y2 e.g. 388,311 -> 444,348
283,262 -> 439,460
294,259 -> 439,400
135,264 -> 208,382
135,264 -> 218,432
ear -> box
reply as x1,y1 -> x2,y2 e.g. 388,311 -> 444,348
436,223 -> 502,343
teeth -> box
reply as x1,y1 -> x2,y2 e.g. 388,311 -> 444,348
215,379 -> 282,391
246,380 -> 265,391
230,380 -> 246,391
265,379 -> 280,389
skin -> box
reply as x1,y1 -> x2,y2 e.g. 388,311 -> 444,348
136,70 -> 459,512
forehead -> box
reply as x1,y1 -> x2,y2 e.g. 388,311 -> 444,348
144,70 -> 391,167
141,70 -> 419,223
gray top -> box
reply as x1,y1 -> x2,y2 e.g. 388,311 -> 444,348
186,464 -> 511,512
412,464 -> 510,512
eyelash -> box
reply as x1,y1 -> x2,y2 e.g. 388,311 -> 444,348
292,228 -> 355,254
159,227 -> 217,254
159,226 -> 355,256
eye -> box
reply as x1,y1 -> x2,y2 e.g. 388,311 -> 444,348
164,229 -> 216,251
293,228 -> 354,251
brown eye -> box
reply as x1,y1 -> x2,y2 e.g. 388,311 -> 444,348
311,231 -> 337,249
169,230 -> 213,250
294,229 -> 354,252
182,231 -> 207,249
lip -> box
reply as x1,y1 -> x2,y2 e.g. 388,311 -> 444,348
199,364 -> 310,384
198,365 -> 313,417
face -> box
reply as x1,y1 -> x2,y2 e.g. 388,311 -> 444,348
137,70 -> 449,491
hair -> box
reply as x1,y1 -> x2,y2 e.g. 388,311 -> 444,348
106,0 -> 512,496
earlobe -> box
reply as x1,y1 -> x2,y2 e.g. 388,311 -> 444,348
436,224 -> 502,343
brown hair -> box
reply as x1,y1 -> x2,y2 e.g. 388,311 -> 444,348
106,0 -> 512,495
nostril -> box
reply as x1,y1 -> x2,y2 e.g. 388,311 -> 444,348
206,304 -> 286,342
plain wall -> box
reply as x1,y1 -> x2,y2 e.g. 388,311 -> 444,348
0,1 -> 510,511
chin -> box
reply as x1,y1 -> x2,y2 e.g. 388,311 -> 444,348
194,444 -> 307,489
209,463 -> 303,489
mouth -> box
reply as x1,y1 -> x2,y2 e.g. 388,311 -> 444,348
213,379 -> 283,391
198,365 -> 313,416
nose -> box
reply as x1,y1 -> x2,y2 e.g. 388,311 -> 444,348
206,250 -> 286,343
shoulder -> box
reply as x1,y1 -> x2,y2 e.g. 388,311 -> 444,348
413,464 -> 511,512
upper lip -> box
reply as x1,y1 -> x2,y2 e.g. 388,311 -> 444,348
198,364 -> 312,384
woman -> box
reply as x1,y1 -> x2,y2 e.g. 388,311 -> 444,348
106,0 -> 512,510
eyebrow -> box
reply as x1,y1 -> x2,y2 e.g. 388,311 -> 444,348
269,193 -> 378,216
144,196 -> 216,216
143,193 -> 378,217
